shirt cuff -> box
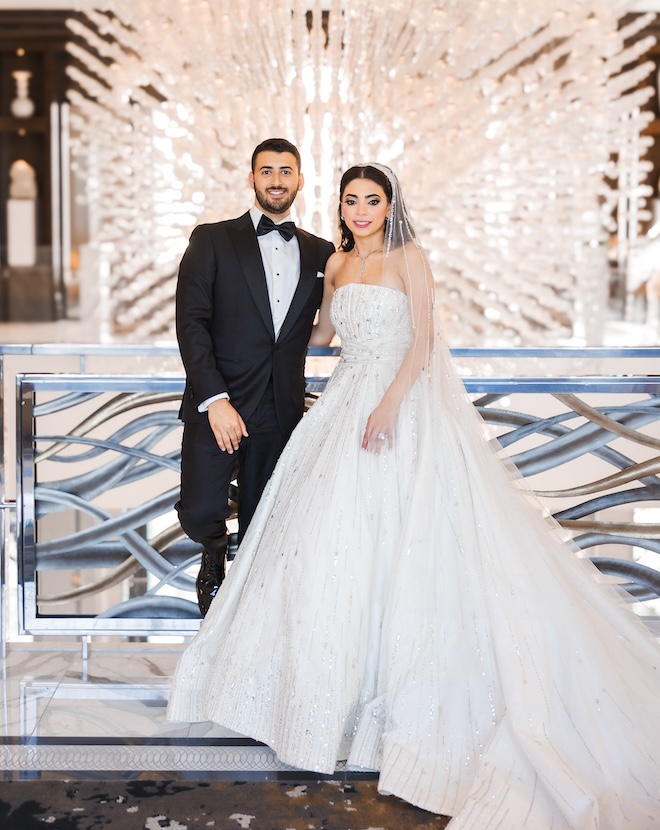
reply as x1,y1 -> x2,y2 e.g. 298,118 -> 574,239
198,392 -> 230,413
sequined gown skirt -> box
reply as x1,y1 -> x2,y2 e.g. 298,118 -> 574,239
168,283 -> 660,830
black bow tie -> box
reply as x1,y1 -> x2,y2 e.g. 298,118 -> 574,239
256,214 -> 296,242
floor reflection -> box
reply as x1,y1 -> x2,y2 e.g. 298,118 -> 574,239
0,643 -> 319,780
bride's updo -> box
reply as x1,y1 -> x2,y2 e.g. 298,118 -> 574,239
338,165 -> 393,252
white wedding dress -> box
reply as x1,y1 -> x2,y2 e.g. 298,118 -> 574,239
168,282 -> 660,829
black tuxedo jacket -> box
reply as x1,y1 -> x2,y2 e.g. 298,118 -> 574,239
176,211 -> 335,437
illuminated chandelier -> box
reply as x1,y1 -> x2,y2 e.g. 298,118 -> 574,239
67,0 -> 655,344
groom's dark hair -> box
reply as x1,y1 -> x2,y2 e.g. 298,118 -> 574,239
251,138 -> 301,172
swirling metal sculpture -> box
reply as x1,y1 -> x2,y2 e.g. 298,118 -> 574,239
16,371 -> 660,637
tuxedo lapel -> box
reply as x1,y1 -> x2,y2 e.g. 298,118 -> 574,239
277,231 -> 318,342
228,212 -> 275,339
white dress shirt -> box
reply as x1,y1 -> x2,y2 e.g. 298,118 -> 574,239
198,205 -> 301,413
251,204 -> 301,338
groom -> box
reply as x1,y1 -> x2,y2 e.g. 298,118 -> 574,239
175,137 -> 335,616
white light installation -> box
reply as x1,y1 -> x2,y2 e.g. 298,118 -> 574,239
66,1 -> 656,343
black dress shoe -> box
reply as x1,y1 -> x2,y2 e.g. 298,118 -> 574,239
196,548 -> 225,617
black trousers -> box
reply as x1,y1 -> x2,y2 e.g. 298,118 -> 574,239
176,381 -> 290,554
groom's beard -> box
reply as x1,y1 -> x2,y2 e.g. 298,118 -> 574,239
253,184 -> 298,216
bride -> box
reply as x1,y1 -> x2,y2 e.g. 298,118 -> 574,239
167,163 -> 660,829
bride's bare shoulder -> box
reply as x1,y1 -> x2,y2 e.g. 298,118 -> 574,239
328,249 -> 349,265
392,240 -> 428,270
326,249 -> 349,277
392,239 -> 424,258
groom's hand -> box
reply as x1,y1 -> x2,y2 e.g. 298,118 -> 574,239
208,399 -> 248,454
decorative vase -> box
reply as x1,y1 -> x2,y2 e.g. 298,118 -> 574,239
11,70 -> 35,119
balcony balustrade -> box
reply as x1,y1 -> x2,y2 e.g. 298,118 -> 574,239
1,345 -> 659,646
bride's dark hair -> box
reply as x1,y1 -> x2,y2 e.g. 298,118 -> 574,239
338,165 -> 393,252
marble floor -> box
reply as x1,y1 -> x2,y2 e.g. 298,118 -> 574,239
0,640 -> 353,782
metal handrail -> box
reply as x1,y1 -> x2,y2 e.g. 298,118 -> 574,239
3,343 -> 660,357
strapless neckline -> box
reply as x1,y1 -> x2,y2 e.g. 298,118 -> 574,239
333,282 -> 407,300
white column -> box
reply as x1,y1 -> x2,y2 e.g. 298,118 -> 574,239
7,199 -> 36,267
